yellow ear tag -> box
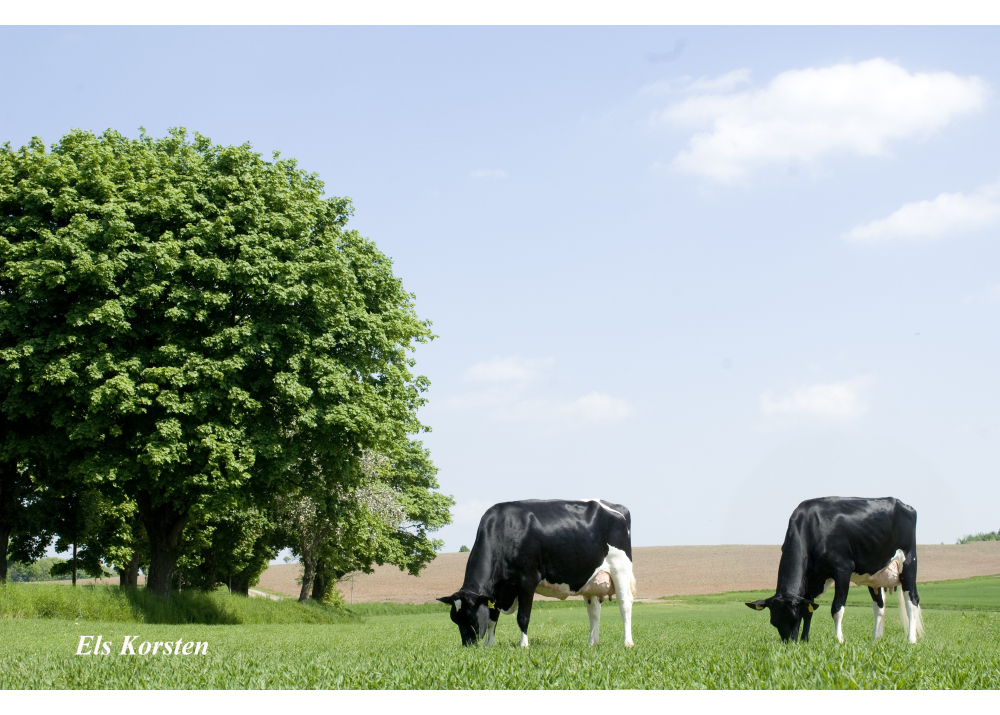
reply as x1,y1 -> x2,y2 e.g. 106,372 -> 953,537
755,604 -> 764,610
807,604 -> 816,613
488,600 -> 496,609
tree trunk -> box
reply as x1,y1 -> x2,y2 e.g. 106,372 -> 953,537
297,525 -> 332,603
137,492 -> 189,597
298,552 -> 318,603
72,542 -> 77,586
198,548 -> 218,592
0,459 -> 18,584
311,561 -> 327,603
0,527 -> 9,584
120,550 -> 141,587
230,574 -> 250,596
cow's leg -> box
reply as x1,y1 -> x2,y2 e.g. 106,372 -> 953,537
902,592 -> 922,644
516,588 -> 534,648
831,574 -> 850,644
585,596 -> 601,646
485,605 -> 500,646
868,586 -> 885,640
606,546 -> 635,647
899,551 -> 923,644
800,609 -> 814,642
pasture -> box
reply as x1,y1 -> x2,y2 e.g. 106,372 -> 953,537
1,576 -> 999,689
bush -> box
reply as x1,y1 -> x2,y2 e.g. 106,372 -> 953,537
6,557 -> 113,582
0,583 -> 358,624
957,530 -> 1000,544
7,558 -> 69,582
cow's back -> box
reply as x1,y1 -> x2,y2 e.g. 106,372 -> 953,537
786,496 -> 917,576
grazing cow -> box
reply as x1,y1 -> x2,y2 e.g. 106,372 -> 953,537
747,496 -> 924,644
438,499 -> 636,648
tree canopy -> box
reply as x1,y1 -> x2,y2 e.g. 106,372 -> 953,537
0,128 -> 451,596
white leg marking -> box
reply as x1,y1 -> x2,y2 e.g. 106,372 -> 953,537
486,619 -> 497,646
872,589 -> 885,640
586,597 -> 602,646
520,631 -> 529,648
606,545 -> 635,647
832,605 -> 845,643
903,592 -> 923,644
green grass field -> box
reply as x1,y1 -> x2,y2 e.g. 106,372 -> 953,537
1,576 -> 999,689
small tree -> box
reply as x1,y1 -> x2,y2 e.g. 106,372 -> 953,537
46,488 -> 109,585
85,498 -> 148,587
292,441 -> 452,604
278,491 -> 335,604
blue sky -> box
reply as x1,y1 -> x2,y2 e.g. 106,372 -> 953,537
5,26 -> 1000,551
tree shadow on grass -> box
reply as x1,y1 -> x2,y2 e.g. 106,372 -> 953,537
119,587 -> 241,625
1,582 -> 356,624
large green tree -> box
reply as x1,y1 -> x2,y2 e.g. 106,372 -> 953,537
0,128 -> 439,595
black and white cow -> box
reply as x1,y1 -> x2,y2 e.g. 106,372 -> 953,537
747,496 -> 924,644
439,499 -> 635,648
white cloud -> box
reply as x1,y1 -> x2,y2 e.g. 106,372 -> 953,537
445,390 -> 630,425
463,356 -> 553,382
761,377 -> 873,420
844,181 -> 1000,243
469,169 -> 508,179
657,58 -> 988,182
686,69 -> 752,94
449,357 -> 629,426
640,70 -> 750,97
563,392 -> 630,421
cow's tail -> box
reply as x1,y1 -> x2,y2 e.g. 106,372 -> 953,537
896,585 -> 925,640
896,587 -> 909,633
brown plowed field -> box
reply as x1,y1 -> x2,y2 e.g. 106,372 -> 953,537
256,542 -> 1000,603
20,575 -> 145,587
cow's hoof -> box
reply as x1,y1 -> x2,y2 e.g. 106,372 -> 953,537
836,636 -> 844,644
624,640 -> 634,648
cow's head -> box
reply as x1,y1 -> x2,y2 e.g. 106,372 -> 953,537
438,590 -> 491,646
745,595 -> 818,642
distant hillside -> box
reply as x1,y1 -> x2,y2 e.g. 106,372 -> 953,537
256,542 -> 1000,604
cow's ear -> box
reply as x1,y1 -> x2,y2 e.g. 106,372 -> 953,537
746,599 -> 769,611
437,595 -> 458,606
804,601 -> 819,613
